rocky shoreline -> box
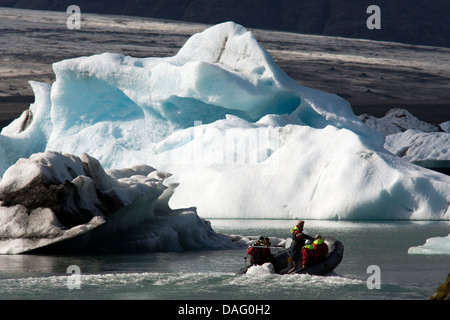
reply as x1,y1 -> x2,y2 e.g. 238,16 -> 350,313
430,272 -> 450,300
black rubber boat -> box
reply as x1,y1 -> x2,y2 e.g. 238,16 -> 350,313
238,236 -> 344,275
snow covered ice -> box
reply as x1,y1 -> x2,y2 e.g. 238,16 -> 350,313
441,121 -> 450,133
358,108 -> 440,136
385,130 -> 450,164
359,108 -> 450,168
408,233 -> 450,255
0,150 -> 233,254
1,20 -> 450,239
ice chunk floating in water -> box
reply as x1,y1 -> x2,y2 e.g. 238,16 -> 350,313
0,150 -> 234,254
1,21 -> 450,221
408,233 -> 450,255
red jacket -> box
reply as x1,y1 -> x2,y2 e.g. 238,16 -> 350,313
248,240 -> 272,265
301,244 -> 316,267
292,229 -> 313,247
313,238 -> 328,262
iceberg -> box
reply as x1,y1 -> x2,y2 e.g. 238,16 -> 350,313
408,233 -> 450,255
1,21 -> 449,222
0,150 -> 233,254
441,121 -> 450,133
360,108 -> 450,174
385,130 -> 450,164
359,108 -> 439,136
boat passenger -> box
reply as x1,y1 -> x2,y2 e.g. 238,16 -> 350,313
301,239 -> 316,267
313,234 -> 328,263
264,237 -> 271,247
248,236 -> 273,266
289,220 -> 313,267
290,220 -> 314,247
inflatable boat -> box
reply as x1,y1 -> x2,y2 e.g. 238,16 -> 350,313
238,236 -> 344,275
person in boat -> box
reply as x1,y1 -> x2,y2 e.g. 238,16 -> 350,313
290,220 -> 313,268
313,234 -> 328,263
301,239 -> 316,267
247,236 -> 273,266
290,220 -> 314,247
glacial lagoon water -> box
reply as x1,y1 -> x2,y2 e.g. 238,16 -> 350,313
0,219 -> 449,301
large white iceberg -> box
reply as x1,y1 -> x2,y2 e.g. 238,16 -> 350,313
1,21 -> 450,221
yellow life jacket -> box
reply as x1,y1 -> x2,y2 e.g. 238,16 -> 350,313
313,238 -> 324,245
290,226 -> 299,234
